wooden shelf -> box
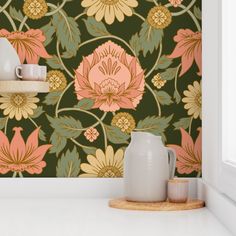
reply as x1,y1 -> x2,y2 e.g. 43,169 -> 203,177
109,198 -> 205,211
0,81 -> 49,93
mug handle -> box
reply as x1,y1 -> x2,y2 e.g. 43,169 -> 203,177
167,148 -> 176,179
15,66 -> 23,79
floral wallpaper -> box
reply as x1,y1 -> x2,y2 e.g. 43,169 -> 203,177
0,0 -> 201,177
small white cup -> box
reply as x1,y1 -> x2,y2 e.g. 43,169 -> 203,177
168,179 -> 189,203
16,64 -> 46,81
38,66 -> 47,81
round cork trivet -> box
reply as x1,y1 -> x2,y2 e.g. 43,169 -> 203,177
109,198 -> 205,211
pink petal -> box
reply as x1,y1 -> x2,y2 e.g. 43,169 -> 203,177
124,89 -> 143,98
0,130 -> 10,150
75,71 -> 91,88
176,160 -> 195,174
25,53 -> 39,64
26,29 -> 46,41
16,41 -> 27,64
194,42 -> 202,76
194,128 -> 202,162
129,71 -> 144,88
25,161 -> 46,174
0,29 -> 10,36
82,57 -> 91,78
0,167 -> 10,175
168,40 -> 188,59
129,58 -> 137,77
168,144 -> 194,164
174,29 -> 194,42
120,51 -> 128,66
94,83 -> 101,94
117,83 -> 125,94
91,51 -> 99,66
179,52 -> 194,76
117,97 -> 135,109
10,127 -> 26,163
180,128 -> 194,153
26,127 -> 39,153
77,90 -> 94,98
25,144 -> 52,163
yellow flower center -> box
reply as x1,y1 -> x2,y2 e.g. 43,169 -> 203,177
195,93 -> 202,107
100,0 -> 119,5
49,75 -> 63,90
28,0 -> 43,15
152,74 -> 166,89
10,94 -> 27,108
147,6 -> 172,29
98,166 -> 122,177
116,117 -> 130,132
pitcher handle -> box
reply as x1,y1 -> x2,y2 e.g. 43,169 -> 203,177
167,148 -> 176,179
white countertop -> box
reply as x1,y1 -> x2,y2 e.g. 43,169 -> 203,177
0,198 -> 232,236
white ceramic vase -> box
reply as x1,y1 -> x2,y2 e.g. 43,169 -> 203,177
0,38 -> 20,81
124,132 -> 176,202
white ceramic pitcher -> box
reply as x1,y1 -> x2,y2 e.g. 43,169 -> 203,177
124,132 -> 176,202
0,38 -> 20,80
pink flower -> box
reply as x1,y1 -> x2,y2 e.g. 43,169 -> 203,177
0,127 -> 52,175
168,29 -> 202,77
0,29 -> 51,64
84,127 -> 99,142
168,128 -> 202,175
74,41 -> 145,112
169,0 -> 183,7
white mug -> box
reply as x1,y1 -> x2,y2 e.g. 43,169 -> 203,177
16,64 -> 46,81
38,66 -> 47,81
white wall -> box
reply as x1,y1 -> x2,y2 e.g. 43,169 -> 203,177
202,0 -> 221,188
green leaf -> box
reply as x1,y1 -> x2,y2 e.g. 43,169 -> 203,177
50,131 -> 67,156
83,17 -> 110,37
61,50 -> 76,59
194,6 -> 202,20
160,67 -> 177,81
139,21 -> 163,57
136,115 -> 173,137
173,117 -> 191,130
174,90 -> 181,104
31,106 -> 44,119
0,117 -> 7,130
43,92 -> 62,105
155,91 -> 173,106
82,146 -> 97,155
41,22 -> 55,46
56,148 -> 81,177
46,55 -> 64,70
39,129 -> 46,142
52,13 -> 81,57
74,98 -> 94,111
156,55 -> 173,70
47,115 -> 82,139
105,125 -> 130,144
9,6 -> 24,22
129,33 -> 141,57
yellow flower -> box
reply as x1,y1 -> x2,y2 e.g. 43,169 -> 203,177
152,73 -> 166,89
111,112 -> 135,133
81,0 -> 138,25
182,81 -> 202,119
23,0 -> 48,20
80,145 -> 124,177
0,93 -> 39,121
46,70 -> 67,92
147,5 -> 172,29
